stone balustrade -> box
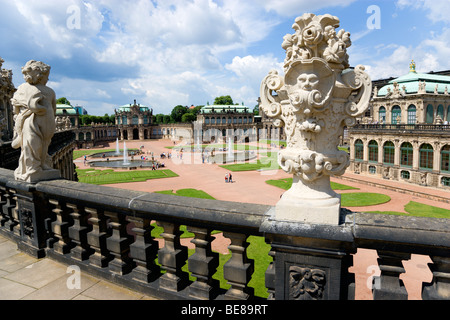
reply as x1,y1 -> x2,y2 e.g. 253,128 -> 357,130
0,167 -> 449,300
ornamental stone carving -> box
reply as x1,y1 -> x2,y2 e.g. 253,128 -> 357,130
289,266 -> 326,300
11,60 -> 60,183
260,13 -> 371,224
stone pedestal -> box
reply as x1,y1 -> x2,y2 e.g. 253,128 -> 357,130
260,208 -> 355,300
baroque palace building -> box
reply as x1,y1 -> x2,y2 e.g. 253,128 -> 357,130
348,61 -> 450,189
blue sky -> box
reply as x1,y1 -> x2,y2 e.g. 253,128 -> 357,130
1,0 -> 450,116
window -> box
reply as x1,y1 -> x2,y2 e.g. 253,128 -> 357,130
441,145 -> 450,172
401,170 -> 410,179
368,140 -> 378,162
407,105 -> 416,124
78,132 -> 84,141
205,117 -> 210,124
383,141 -> 395,164
369,166 -> 376,174
211,117 -> 215,124
437,105 -> 444,121
354,139 -> 364,161
447,105 -> 450,122
122,115 -> 127,125
132,115 -> 139,125
379,106 -> 386,123
426,104 -> 434,123
233,117 -> 237,124
419,144 -> 434,170
222,117 -> 226,124
391,105 -> 401,124
400,142 -> 413,167
442,177 -> 450,187
228,117 -> 232,124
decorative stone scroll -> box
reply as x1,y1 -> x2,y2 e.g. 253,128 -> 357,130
11,60 -> 60,183
260,13 -> 371,224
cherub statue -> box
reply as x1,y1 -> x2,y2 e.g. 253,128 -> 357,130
10,60 -> 60,182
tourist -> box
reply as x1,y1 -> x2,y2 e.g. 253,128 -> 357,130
229,173 -> 233,183
225,173 -> 228,183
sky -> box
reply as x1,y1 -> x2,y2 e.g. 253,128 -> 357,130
1,0 -> 450,116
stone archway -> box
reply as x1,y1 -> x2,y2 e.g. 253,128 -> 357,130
133,128 -> 139,140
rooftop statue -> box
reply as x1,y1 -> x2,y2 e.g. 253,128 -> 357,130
260,13 -> 371,224
11,60 -> 60,183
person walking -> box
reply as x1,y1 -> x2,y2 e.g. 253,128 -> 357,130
229,173 -> 233,183
225,173 -> 229,183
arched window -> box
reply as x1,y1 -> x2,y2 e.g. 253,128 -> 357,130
437,105 -> 444,121
233,117 -> 237,124
244,117 -> 248,124
391,105 -> 401,124
441,145 -> 450,172
205,117 -> 210,124
211,117 -> 216,124
379,106 -> 386,123
383,141 -> 395,164
86,132 -> 92,141
368,140 -> 378,162
401,170 -> 411,180
78,132 -> 84,141
228,117 -> 232,124
122,115 -> 127,125
222,117 -> 226,124
407,105 -> 416,124
132,115 -> 139,125
419,144 -> 434,170
238,117 -> 242,124
447,105 -> 450,122
442,177 -> 450,187
117,117 -> 121,125
354,139 -> 364,161
400,142 -> 413,167
426,104 -> 434,123
144,116 -> 148,125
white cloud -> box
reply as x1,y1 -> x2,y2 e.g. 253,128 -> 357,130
396,0 -> 450,23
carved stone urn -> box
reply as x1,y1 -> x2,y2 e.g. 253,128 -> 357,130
260,13 -> 371,225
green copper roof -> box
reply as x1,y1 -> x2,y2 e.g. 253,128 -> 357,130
201,105 -> 251,114
117,104 -> 151,113
377,70 -> 450,96
56,104 -> 77,115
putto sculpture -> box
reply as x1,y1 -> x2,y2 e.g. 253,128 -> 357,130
260,13 -> 371,224
11,60 -> 60,183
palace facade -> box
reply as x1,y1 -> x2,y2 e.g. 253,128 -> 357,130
348,61 -> 450,189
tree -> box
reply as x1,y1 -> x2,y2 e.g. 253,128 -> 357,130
214,95 -> 234,105
56,97 -> 71,105
170,105 -> 188,123
181,112 -> 196,123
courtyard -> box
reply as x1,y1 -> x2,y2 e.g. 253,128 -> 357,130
73,138 -> 450,300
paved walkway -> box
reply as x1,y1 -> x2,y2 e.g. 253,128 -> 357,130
1,138 -> 448,300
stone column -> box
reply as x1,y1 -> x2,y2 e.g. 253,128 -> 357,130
259,13 -> 371,225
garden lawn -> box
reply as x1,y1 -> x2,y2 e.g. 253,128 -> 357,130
76,168 -> 178,185
368,201 -> 450,218
154,188 -> 216,200
340,192 -> 391,207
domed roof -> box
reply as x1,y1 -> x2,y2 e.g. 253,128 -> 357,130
56,104 -> 77,115
116,100 -> 151,113
377,61 -> 450,97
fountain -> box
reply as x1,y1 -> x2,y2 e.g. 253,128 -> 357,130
123,142 -> 130,165
227,136 -> 233,160
115,138 -> 120,155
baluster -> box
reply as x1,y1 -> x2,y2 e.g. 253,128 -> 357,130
128,216 -> 160,283
223,232 -> 254,300
49,199 -> 73,254
372,251 -> 410,300
422,256 -> 450,300
0,187 -> 7,226
3,189 -> 18,234
104,211 -> 134,275
265,247 -> 276,300
67,203 -> 93,261
187,226 -> 219,299
157,221 -> 189,292
86,207 -> 112,268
